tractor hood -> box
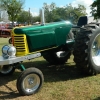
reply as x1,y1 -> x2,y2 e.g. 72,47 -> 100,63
13,21 -> 72,35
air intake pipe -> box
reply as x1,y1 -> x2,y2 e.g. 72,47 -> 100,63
40,8 -> 45,26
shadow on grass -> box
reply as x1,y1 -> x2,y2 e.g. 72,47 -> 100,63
93,97 -> 100,100
22,60 -> 88,82
0,59 -> 89,99
0,90 -> 19,99
0,72 -> 21,99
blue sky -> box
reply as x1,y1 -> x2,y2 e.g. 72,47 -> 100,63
24,0 -> 94,16
24,0 -> 74,9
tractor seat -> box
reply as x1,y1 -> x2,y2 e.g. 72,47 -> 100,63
77,16 -> 88,27
72,16 -> 88,28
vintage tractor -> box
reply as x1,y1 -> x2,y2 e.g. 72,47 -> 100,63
0,10 -> 100,96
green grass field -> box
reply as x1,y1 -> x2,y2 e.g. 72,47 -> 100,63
0,38 -> 100,100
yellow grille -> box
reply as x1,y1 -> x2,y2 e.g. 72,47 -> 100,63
13,34 -> 29,56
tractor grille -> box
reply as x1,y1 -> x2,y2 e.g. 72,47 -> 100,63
13,34 -> 29,56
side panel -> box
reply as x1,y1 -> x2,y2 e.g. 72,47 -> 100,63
55,26 -> 70,45
26,28 -> 56,52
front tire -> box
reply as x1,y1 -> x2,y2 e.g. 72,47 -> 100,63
73,26 -> 100,75
0,65 -> 15,76
16,68 -> 44,96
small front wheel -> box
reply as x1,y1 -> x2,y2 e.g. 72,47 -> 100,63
0,65 -> 15,76
16,68 -> 44,96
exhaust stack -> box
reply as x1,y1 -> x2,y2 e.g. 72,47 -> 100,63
40,8 -> 45,25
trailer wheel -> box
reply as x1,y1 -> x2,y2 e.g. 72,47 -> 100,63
0,65 -> 15,75
73,26 -> 100,75
42,45 -> 71,65
9,38 -> 12,44
16,68 -> 44,96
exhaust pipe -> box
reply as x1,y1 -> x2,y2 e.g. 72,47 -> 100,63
40,8 -> 45,26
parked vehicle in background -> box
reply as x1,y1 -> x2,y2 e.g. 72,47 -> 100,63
1,28 -> 11,38
0,24 -> 14,44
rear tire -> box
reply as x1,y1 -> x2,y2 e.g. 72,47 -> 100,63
73,26 -> 100,75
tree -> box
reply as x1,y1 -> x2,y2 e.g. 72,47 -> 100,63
91,0 -> 100,19
43,2 -> 56,22
70,4 -> 87,23
0,0 -> 25,25
17,10 -> 33,25
32,16 -> 40,23
43,3 -> 87,24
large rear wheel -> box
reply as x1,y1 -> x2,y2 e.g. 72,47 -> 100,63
73,26 -> 100,75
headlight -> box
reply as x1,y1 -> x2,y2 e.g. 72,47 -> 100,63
2,45 -> 16,58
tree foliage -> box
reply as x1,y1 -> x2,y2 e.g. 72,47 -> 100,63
43,2 -> 56,22
91,0 -> 100,19
17,10 -> 33,24
0,0 -> 24,25
43,3 -> 87,24
17,10 -> 40,24
32,16 -> 40,23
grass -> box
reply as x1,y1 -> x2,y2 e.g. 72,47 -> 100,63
0,38 -> 100,100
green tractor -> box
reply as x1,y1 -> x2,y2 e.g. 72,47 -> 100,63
0,10 -> 100,96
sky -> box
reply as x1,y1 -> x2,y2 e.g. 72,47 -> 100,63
24,0 -> 94,16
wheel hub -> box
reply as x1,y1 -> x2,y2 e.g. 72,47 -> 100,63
23,74 -> 40,93
92,33 -> 100,66
56,51 -> 68,58
28,78 -> 34,85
